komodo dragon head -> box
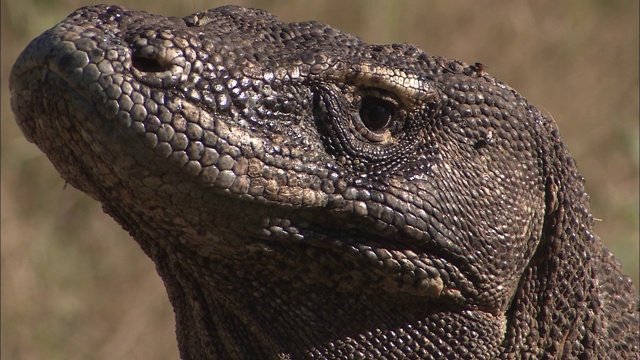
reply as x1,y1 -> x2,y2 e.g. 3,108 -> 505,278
10,5 -> 638,359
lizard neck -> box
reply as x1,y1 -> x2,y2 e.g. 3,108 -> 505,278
150,243 -> 507,359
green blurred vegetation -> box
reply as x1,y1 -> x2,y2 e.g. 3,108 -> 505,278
2,0 -> 638,359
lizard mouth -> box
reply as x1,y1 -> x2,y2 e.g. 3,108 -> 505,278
243,210 -> 479,305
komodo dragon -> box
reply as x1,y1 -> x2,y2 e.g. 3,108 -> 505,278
10,5 -> 639,359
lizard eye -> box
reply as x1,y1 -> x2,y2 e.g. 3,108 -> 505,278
356,96 -> 397,142
359,97 -> 394,131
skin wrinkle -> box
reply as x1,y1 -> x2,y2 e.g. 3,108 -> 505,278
9,4 -> 638,359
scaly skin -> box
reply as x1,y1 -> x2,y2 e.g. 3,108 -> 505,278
10,5 -> 638,359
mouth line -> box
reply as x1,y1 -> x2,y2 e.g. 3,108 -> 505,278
250,214 -> 475,302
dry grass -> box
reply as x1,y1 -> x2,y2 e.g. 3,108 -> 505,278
2,0 -> 637,359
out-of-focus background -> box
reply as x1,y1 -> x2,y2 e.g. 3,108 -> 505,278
2,1 -> 638,359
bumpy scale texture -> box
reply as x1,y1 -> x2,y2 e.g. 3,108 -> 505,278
10,5 -> 639,359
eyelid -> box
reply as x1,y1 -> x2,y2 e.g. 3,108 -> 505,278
328,61 -> 438,110
359,88 -> 401,107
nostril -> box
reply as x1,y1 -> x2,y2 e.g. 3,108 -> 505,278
129,35 -> 188,88
132,55 -> 167,72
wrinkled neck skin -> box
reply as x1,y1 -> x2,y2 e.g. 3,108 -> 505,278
10,4 -> 637,359
104,194 -> 513,359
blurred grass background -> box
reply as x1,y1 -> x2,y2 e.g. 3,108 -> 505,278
2,0 -> 638,359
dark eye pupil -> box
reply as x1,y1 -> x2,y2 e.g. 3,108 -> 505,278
360,99 -> 393,131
